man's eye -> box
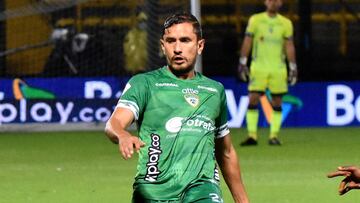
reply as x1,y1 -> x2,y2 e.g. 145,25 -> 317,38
166,39 -> 176,43
180,38 -> 191,42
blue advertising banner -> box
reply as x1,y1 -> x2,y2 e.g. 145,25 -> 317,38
0,77 -> 128,99
1,77 -> 360,127
0,99 -> 118,124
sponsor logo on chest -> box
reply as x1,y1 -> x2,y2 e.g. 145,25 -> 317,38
165,116 -> 216,134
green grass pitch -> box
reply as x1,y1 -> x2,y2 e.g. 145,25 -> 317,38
1,127 -> 360,203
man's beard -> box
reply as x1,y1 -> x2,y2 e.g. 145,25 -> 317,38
167,64 -> 195,77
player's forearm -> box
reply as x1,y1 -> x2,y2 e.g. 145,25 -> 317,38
223,170 -> 249,203
105,117 -> 135,143
217,146 -> 249,203
105,120 -> 121,144
285,40 -> 296,64
240,36 -> 252,59
105,108 -> 135,144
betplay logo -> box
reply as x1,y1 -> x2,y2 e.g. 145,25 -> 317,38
327,84 -> 360,125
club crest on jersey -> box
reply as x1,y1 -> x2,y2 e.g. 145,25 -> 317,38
182,88 -> 199,107
184,94 -> 199,107
269,26 -> 273,33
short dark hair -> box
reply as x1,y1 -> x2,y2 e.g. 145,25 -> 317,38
162,12 -> 202,39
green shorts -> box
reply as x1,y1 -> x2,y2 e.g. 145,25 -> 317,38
249,66 -> 288,94
132,180 -> 223,203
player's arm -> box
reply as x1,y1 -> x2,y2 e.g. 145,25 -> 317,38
237,36 -> 252,81
285,37 -> 297,70
105,107 -> 144,160
284,19 -> 296,66
239,15 -> 255,62
327,166 -> 360,195
284,16 -> 298,85
237,17 -> 254,82
285,37 -> 296,65
285,37 -> 298,85
215,134 -> 249,203
240,35 -> 253,60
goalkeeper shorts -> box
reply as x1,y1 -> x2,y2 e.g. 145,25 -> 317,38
249,66 -> 288,94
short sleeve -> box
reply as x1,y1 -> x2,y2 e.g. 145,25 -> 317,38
116,74 -> 148,120
215,85 -> 230,138
284,19 -> 293,40
245,15 -> 256,36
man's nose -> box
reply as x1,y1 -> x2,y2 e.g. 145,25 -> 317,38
174,42 -> 182,54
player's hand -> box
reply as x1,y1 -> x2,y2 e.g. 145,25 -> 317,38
238,63 -> 249,82
327,166 -> 360,195
288,62 -> 298,86
118,133 -> 145,160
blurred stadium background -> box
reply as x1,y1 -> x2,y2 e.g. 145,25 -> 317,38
0,0 -> 359,79
1,0 -> 360,202
1,0 -> 360,128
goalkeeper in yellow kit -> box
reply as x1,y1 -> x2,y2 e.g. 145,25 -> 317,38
238,0 -> 298,146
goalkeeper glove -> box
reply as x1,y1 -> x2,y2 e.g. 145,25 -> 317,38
288,62 -> 298,86
238,57 -> 249,82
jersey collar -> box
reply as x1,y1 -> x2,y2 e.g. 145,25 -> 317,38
162,66 -> 202,81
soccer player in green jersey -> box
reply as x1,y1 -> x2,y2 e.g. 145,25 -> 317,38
105,13 -> 249,203
238,0 -> 298,146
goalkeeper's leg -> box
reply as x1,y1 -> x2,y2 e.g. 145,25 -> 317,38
269,95 -> 283,145
246,105 -> 259,140
268,70 -> 287,145
241,92 -> 262,146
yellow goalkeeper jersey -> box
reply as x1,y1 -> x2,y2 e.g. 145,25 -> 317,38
246,12 -> 293,70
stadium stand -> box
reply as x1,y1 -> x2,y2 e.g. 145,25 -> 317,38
0,0 -> 359,81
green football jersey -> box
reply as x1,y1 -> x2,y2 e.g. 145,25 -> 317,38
117,66 -> 229,201
246,12 -> 293,70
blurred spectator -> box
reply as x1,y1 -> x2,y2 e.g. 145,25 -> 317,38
123,11 -> 148,74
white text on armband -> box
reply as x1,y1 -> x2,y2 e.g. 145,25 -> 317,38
145,133 -> 162,182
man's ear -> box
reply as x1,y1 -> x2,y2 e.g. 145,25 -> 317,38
160,39 -> 165,54
197,39 -> 205,55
